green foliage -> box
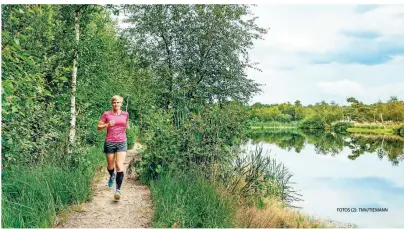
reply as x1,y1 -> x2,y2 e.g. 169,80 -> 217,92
126,123 -> 140,150
2,5 -> 71,165
2,145 -> 104,228
1,5 -> 132,166
332,121 -> 354,134
249,98 -> 404,125
299,115 -> 325,130
136,102 -> 249,181
1,4 -> 138,227
250,102 -> 305,122
149,169 -> 234,228
123,4 -> 267,109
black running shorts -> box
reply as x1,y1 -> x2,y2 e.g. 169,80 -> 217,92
104,141 -> 127,154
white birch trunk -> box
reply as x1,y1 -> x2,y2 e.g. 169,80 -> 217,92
68,9 -> 80,154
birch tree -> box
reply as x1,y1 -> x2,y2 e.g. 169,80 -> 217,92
68,7 -> 80,154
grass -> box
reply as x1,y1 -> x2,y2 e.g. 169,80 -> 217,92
347,127 -> 394,135
346,122 -> 404,137
1,145 -> 104,228
234,197 -> 335,228
149,169 -> 234,228
354,122 -> 402,128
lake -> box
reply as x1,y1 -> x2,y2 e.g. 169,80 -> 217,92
246,129 -> 404,228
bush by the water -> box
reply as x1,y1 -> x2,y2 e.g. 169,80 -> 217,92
332,121 -> 354,134
299,115 -> 325,130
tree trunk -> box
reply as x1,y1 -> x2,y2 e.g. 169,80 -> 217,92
139,105 -> 143,136
67,8 -> 80,154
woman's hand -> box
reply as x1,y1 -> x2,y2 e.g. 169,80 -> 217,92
98,120 -> 110,131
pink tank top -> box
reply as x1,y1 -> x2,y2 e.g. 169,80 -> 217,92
100,111 -> 129,142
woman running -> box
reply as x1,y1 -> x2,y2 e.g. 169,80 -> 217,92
97,95 -> 129,200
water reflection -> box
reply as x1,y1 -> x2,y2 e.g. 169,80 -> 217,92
246,128 -> 404,227
248,129 -> 404,166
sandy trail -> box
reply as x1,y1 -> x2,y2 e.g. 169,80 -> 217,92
56,142 -> 153,228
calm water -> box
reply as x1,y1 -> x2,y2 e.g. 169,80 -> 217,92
246,129 -> 404,228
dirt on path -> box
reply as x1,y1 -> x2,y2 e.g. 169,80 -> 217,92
55,142 -> 153,228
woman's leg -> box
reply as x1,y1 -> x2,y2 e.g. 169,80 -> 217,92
105,142 -> 116,177
106,153 -> 116,187
115,151 -> 127,190
106,153 -> 115,170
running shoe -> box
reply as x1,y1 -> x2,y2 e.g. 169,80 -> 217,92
108,173 -> 116,188
114,189 -> 121,200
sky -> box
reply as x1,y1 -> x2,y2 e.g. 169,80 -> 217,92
247,4 -> 404,106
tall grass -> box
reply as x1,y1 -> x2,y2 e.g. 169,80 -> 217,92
149,169 -> 234,228
1,146 -> 104,228
217,145 -> 302,208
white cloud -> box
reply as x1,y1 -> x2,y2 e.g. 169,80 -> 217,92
316,79 -> 364,97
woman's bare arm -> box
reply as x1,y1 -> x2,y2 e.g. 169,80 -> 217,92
98,120 -> 109,131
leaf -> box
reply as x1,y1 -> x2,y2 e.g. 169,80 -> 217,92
14,37 -> 20,46
3,81 -> 14,95
44,90 -> 52,96
59,76 -> 68,81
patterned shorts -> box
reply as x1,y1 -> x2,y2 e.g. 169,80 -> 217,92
104,141 -> 127,154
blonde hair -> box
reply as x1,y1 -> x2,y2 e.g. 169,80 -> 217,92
111,95 -> 123,103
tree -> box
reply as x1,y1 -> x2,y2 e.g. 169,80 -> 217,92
68,6 -> 80,154
123,4 -> 267,113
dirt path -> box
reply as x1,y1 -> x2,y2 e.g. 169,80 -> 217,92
55,142 -> 153,228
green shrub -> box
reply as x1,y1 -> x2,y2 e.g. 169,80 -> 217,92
136,103 -> 249,182
332,121 -> 354,134
298,115 -> 325,130
126,123 -> 139,150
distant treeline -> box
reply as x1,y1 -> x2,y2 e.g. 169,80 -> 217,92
249,97 -> 404,126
